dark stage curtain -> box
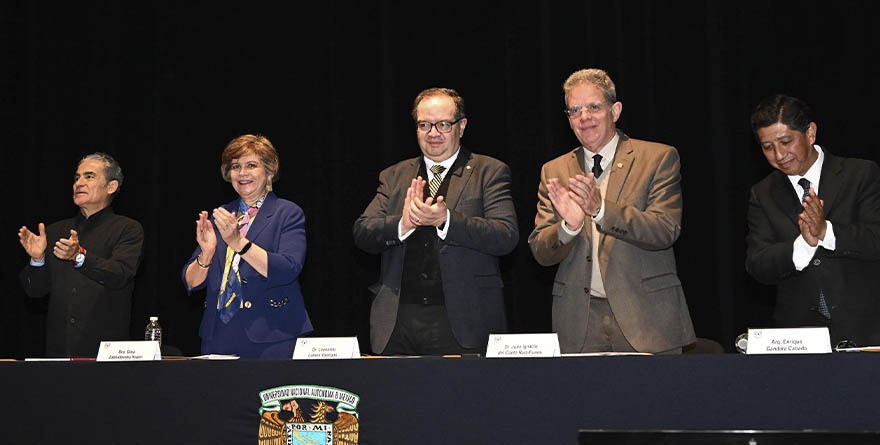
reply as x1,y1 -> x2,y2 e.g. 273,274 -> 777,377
3,1 -> 878,357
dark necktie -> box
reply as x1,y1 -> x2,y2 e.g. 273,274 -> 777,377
799,177 -> 831,319
798,178 -> 811,203
592,154 -> 603,179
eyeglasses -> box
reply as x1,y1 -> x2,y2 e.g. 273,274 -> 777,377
564,102 -> 607,118
416,118 -> 463,133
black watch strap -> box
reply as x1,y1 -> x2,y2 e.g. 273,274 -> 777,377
236,241 -> 253,256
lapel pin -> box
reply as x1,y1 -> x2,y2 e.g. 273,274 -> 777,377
617,163 -> 623,168
466,165 -> 472,170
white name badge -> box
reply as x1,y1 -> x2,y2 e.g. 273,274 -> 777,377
485,333 -> 560,358
293,337 -> 361,360
746,327 -> 832,354
96,341 -> 162,362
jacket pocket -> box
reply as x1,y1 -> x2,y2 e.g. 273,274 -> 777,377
641,273 -> 681,292
552,281 -> 566,297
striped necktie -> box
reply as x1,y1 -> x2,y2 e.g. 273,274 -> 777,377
429,164 -> 446,198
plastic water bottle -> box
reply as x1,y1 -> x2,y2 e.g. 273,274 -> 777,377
145,316 -> 162,346
734,332 -> 748,354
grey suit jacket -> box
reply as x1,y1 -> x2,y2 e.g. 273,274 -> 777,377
746,150 -> 880,345
353,148 -> 518,353
529,132 -> 695,353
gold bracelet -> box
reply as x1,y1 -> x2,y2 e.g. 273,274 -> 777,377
196,254 -> 211,268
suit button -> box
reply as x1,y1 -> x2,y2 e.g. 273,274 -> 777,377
584,288 -> 590,294
69,317 -> 77,325
244,300 -> 252,309
813,259 -> 821,266
422,297 -> 429,304
420,273 -> 428,279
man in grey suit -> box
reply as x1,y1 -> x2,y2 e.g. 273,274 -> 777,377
746,94 -> 880,346
354,87 -> 518,356
529,68 -> 695,354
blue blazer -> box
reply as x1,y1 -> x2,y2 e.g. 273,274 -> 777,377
183,192 -> 312,355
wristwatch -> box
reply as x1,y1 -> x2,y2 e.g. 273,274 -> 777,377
74,246 -> 86,264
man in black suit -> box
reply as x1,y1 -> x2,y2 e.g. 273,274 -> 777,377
353,87 -> 518,356
18,153 -> 144,357
746,94 -> 880,346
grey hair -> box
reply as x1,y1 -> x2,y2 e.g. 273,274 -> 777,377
563,68 -> 617,105
79,152 -> 124,191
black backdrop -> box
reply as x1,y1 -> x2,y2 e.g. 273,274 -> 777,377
3,1 -> 878,357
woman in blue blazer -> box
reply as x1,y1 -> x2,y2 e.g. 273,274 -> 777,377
182,134 -> 312,358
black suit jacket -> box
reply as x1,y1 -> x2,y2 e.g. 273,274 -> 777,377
746,149 -> 880,345
353,148 -> 518,353
20,208 -> 144,357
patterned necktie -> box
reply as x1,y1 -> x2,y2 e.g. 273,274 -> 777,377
429,164 -> 446,198
219,201 -> 261,324
798,178 -> 811,203
817,289 -> 831,319
237,205 -> 258,236
798,178 -> 831,318
592,154 -> 603,179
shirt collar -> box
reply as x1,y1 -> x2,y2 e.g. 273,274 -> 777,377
424,148 -> 460,177
787,144 -> 824,193
583,133 -> 619,171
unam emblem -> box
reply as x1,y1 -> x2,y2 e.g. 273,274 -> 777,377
258,384 -> 359,445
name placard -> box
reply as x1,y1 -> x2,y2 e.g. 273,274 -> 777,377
746,327 -> 832,355
485,333 -> 560,358
293,337 -> 361,360
96,341 -> 161,362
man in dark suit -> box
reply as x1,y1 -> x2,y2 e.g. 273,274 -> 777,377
19,153 -> 144,357
353,87 -> 518,356
746,94 -> 880,346
529,68 -> 695,354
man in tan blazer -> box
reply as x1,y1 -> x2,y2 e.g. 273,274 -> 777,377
529,68 -> 695,354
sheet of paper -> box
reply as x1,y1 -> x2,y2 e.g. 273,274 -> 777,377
191,354 -> 240,360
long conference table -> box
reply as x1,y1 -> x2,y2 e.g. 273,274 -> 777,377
3,353 -> 880,444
